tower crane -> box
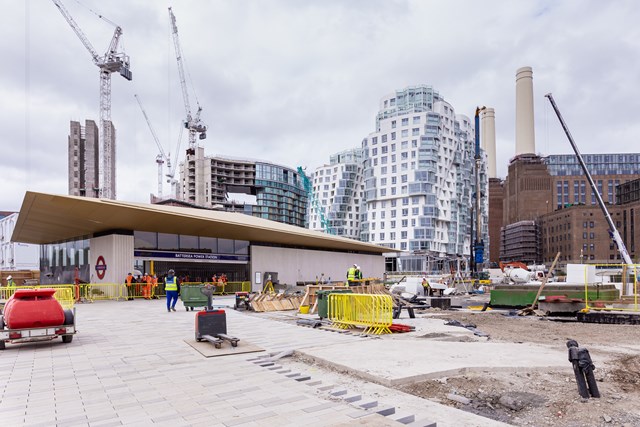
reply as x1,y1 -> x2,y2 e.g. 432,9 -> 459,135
52,0 -> 132,200
134,94 -> 171,199
168,7 -> 207,155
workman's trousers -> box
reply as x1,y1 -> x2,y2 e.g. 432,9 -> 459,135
166,290 -> 179,311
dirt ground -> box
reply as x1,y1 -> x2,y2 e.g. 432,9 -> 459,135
397,310 -> 640,426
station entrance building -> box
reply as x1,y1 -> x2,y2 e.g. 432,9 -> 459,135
12,192 -> 390,290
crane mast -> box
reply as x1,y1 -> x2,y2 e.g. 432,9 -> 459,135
52,0 -> 132,200
168,7 -> 207,154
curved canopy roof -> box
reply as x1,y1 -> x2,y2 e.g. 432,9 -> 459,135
13,192 -> 394,254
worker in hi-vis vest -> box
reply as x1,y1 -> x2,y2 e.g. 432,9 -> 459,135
346,264 -> 357,286
165,269 -> 179,312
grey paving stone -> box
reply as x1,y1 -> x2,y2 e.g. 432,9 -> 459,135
221,410 -> 277,426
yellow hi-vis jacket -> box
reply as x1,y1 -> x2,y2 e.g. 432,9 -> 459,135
347,267 -> 357,281
165,276 -> 178,291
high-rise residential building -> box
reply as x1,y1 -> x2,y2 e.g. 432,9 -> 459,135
310,148 -> 365,238
178,147 -> 308,227
359,85 -> 488,260
68,120 -> 100,198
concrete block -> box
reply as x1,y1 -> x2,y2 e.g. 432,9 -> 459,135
294,376 -> 311,382
357,400 -> 378,409
406,419 -> 437,427
330,389 -> 347,396
375,405 -> 396,416
390,412 -> 415,424
342,393 -> 362,403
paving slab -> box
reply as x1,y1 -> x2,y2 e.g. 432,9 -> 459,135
298,339 -> 567,385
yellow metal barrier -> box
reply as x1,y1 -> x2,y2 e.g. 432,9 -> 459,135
0,285 -> 76,310
86,283 -> 125,301
582,264 -> 639,313
328,293 -> 393,335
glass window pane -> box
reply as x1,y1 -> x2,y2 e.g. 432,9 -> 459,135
234,240 -> 249,255
199,237 -> 217,253
134,231 -> 157,249
157,233 -> 179,251
218,238 -> 234,254
179,235 -> 199,251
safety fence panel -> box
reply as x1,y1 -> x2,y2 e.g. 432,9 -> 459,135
328,293 -> 393,335
583,264 -> 640,312
84,284 -> 125,301
0,285 -> 76,309
182,281 -> 252,295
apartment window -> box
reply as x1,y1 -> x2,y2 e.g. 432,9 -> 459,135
380,189 -> 386,196
381,146 -> 388,154
381,156 -> 388,164
412,140 -> 418,148
391,120 -> 396,129
412,128 -> 420,136
391,187 -> 397,195
590,221 -> 594,228
379,233 -> 385,240
391,143 -> 396,152
401,242 -> 407,250
413,116 -> 420,124
391,200 -> 397,207
390,220 -> 396,228
381,166 -> 387,174
401,141 -> 408,149
382,135 -> 387,143
401,175 -> 408,183
402,209 -> 408,217
391,155 -> 396,162
372,136 -> 378,145
391,132 -> 396,140
402,197 -> 409,206
391,210 -> 397,217
401,129 -> 409,138
391,176 -> 397,185
401,152 -> 408,160
381,178 -> 387,186
412,207 -> 419,215
392,165 -> 397,173
590,232 -> 595,239
372,148 -> 378,156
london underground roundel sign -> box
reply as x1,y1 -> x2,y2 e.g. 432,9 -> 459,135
95,256 -> 107,280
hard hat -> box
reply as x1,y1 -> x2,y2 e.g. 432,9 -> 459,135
7,275 -> 12,280
168,269 -> 175,274
355,265 -> 360,269
353,263 -> 358,267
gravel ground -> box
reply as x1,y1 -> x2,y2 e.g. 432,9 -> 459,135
396,310 -> 640,426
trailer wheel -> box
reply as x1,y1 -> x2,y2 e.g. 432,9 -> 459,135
62,334 -> 73,344
63,309 -> 74,326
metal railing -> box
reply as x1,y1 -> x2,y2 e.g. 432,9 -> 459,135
328,293 -> 393,335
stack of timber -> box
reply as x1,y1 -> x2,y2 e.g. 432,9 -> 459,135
300,282 -> 389,314
249,292 -> 303,312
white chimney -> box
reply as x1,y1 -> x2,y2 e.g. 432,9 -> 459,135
515,66 -> 535,155
481,108 -> 497,178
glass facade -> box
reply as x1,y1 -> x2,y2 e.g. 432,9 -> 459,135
133,231 -> 248,255
254,162 -> 308,227
40,238 -> 90,284
545,154 -> 640,176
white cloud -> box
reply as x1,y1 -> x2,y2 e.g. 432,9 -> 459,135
1,0 -> 639,211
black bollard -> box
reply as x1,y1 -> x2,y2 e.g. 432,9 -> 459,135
566,339 -> 600,398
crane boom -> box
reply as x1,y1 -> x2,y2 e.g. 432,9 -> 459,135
51,0 -> 100,63
168,7 -> 207,153
134,94 -> 167,159
545,93 -> 633,265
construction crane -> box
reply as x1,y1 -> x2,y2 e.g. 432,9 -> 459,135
134,94 -> 171,198
52,0 -> 132,200
297,167 -> 332,234
168,7 -> 207,155
545,93 -> 633,266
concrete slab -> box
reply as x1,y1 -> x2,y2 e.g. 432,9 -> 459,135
183,339 -> 264,357
298,339 -> 567,385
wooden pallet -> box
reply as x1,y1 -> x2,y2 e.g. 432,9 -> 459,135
249,292 -> 302,312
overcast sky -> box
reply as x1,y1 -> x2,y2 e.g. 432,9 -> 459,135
2,0 -> 639,211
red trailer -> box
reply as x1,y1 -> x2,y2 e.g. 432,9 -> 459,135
0,288 -> 76,350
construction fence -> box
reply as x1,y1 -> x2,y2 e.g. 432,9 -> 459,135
328,293 -> 394,335
0,281 -> 252,304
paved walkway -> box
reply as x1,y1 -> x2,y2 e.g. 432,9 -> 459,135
0,297 -> 507,426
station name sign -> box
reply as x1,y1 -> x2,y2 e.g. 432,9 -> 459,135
134,250 -> 249,262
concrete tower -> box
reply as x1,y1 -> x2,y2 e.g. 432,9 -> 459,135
515,66 -> 536,155
481,107 -> 497,179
